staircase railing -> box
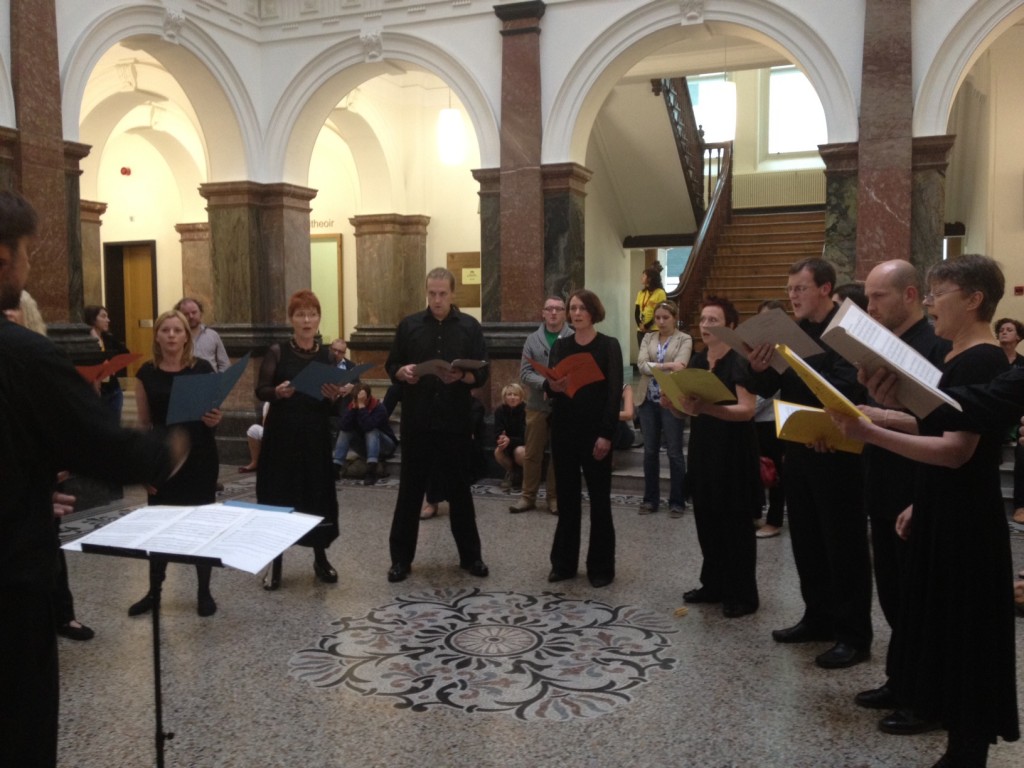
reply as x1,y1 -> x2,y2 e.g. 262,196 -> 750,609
668,142 -> 733,324
653,77 -> 706,222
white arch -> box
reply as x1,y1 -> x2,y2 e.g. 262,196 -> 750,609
914,0 -> 1024,136
265,32 -> 499,185
545,3 -> 859,165
60,5 -> 257,181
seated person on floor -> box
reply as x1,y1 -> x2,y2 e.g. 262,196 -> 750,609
494,382 -> 527,490
333,383 -> 397,485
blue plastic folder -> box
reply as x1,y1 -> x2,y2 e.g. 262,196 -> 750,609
289,361 -> 373,400
166,352 -> 251,424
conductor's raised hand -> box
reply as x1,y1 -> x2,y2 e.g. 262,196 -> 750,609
747,342 -> 775,373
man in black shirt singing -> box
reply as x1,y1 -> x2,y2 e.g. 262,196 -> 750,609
384,267 -> 490,582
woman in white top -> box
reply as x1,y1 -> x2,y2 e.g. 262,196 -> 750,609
636,300 -> 692,516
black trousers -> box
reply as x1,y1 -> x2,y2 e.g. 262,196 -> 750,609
1,587 -> 59,768
389,431 -> 482,567
783,446 -> 873,650
550,429 -> 615,579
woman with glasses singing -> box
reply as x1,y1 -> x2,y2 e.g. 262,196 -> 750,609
256,290 -> 346,590
833,255 -> 1018,767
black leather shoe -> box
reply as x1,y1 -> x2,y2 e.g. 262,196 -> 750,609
314,559 -> 338,583
589,575 -> 613,588
547,570 -> 576,583
855,684 -> 897,710
128,594 -> 154,617
683,587 -> 722,604
771,621 -> 833,643
263,555 -> 282,591
815,642 -> 869,669
722,601 -> 758,618
197,592 -> 217,617
878,710 -> 940,735
461,560 -> 489,578
387,563 -> 410,583
56,622 -> 95,641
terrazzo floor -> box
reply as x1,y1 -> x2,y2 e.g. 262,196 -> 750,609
55,469 -> 1024,768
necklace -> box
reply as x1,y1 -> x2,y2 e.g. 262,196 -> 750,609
290,337 -> 319,354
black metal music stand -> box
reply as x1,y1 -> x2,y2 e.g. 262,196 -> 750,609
81,544 -> 223,768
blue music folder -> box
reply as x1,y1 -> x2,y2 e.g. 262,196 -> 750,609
166,352 -> 251,424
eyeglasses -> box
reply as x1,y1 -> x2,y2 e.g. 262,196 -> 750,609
543,306 -> 566,313
786,284 -> 813,295
922,287 -> 964,303
293,311 -> 320,320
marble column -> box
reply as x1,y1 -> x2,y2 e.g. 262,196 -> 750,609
199,181 -> 316,327
176,222 -> 213,320
471,168 -> 501,321
819,142 -> 859,286
911,136 -> 955,275
0,126 -> 17,190
495,1 -> 545,321
80,200 -> 108,306
542,162 -> 591,299
9,0 -> 72,321
855,0 -> 913,280
348,214 -> 430,376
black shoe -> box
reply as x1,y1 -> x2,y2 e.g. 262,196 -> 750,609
128,594 -> 154,617
461,560 -> 489,578
363,463 -> 378,486
878,710 -> 941,736
589,575 -> 614,588
333,463 -> 343,481
683,587 -> 722,604
387,563 -> 410,583
855,684 -> 897,710
547,570 -> 576,583
771,620 -> 833,644
197,592 -> 217,617
722,601 -> 758,618
314,558 -> 338,583
56,622 -> 95,641
263,555 -> 282,591
815,642 -> 869,669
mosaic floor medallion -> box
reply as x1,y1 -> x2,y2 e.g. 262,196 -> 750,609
288,588 -> 678,721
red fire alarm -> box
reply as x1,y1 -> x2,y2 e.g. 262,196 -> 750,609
1014,286 -> 1023,296
120,167 -> 131,176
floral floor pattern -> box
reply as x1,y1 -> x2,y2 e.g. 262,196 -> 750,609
288,588 -> 678,721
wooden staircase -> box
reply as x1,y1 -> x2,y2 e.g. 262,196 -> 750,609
684,209 -> 825,335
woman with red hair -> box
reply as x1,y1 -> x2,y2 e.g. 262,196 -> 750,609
256,290 -> 345,589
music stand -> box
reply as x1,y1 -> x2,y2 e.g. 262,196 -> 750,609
81,544 -> 223,768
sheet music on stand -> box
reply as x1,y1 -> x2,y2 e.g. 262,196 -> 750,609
64,502 -> 321,767
63,502 -> 322,573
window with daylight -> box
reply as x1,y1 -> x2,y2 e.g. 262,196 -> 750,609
767,65 -> 827,155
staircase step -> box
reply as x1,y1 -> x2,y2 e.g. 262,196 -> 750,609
717,242 -> 822,257
721,229 -> 825,243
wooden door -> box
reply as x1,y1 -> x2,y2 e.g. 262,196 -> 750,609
122,245 -> 155,376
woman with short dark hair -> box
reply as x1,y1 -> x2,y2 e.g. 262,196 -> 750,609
546,289 -> 623,588
84,304 -> 130,421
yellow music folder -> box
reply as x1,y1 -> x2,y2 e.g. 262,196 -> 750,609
650,366 -> 736,409
773,343 -> 865,420
774,400 -> 864,454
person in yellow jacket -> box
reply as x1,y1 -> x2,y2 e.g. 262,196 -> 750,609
634,264 -> 667,348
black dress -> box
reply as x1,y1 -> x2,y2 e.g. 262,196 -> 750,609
893,343 -> 1018,742
136,360 -> 219,505
686,349 -> 760,606
256,342 -> 339,548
